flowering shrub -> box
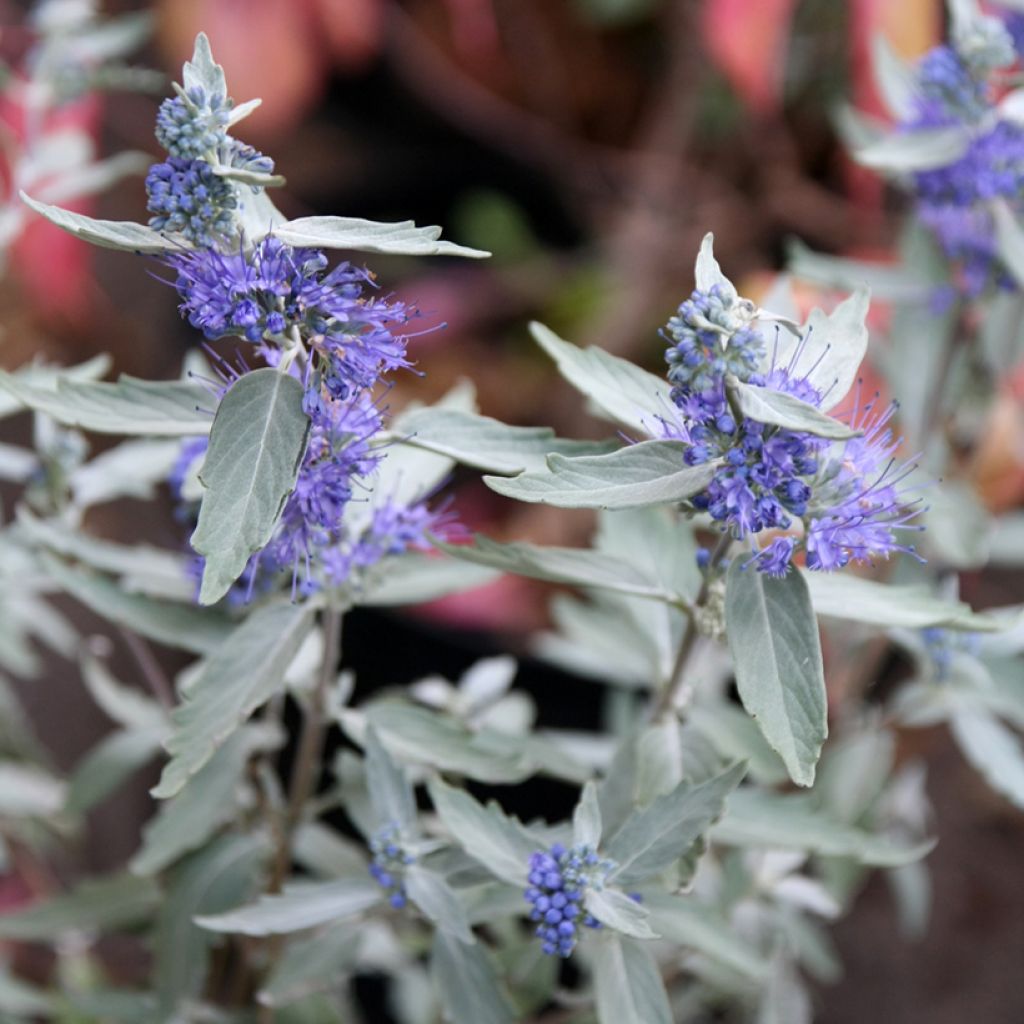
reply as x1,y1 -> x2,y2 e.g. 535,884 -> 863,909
0,8 -> 1022,1023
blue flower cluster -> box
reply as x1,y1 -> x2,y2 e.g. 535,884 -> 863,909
921,627 -> 981,679
662,290 -> 921,577
524,843 -> 610,958
145,158 -> 237,247
155,87 -> 230,160
664,285 -> 764,397
912,46 -> 987,127
369,824 -> 414,910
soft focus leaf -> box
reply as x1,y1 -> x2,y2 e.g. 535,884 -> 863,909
605,763 -> 745,884
191,368 -> 310,605
360,554 -> 501,606
153,601 -> 314,798
364,725 -> 417,832
0,874 -> 160,940
591,933 -> 672,1024
405,866 -> 475,944
276,216 -> 489,259
950,708 -> 1024,809
726,377 -> 859,439
427,777 -> 538,886
438,535 -> 684,605
0,762 -> 65,818
19,192 -> 179,252
70,439 -> 181,508
923,482 -> 990,569
846,123 -> 971,172
431,932 -> 516,1024
758,954 -> 812,1024
870,33 -> 919,121
726,563 -> 827,786
484,442 -> 719,509
66,728 -> 162,815
572,781 -> 603,848
389,407 -> 615,474
530,322 -> 672,436
196,878 -> 380,936
259,925 -> 362,1008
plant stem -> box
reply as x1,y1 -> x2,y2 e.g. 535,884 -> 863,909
116,626 -> 173,709
651,534 -> 732,720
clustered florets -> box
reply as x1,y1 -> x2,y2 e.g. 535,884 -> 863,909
921,627 -> 981,679
524,843 -> 612,958
663,291 -> 921,577
145,158 -> 237,247
369,824 -> 414,910
154,87 -> 230,160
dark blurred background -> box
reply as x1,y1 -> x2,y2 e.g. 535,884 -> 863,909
2,1 -> 1023,1020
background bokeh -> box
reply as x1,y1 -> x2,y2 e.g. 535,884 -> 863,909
2,1 -> 1023,1020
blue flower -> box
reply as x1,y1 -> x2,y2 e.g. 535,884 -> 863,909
524,843 -> 612,958
911,46 -> 987,127
369,823 -> 414,909
145,157 -> 237,247
155,87 -> 230,160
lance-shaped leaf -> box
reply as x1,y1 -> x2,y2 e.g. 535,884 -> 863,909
485,442 -> 719,509
725,563 -> 827,787
20,192 -> 179,253
0,370 -> 212,436
152,602 -> 315,798
387,406 -> 615,474
694,232 -> 736,297
431,932 -> 516,1024
591,934 -> 673,1024
182,31 -> 227,98
360,554 -> 500,606
725,376 -> 858,440
259,925 -> 362,1008
191,368 -> 310,605
846,123 -> 971,172
572,781 -> 603,848
604,762 -> 747,884
196,878 -> 381,936
275,215 -> 489,259
405,866 -> 475,944
950,708 -> 1024,810
0,874 -> 160,940
531,322 -> 672,436
427,777 -> 538,886
437,535 -> 685,605
870,34 -> 919,121
584,888 -> 657,940
804,572 -> 1002,631
364,726 -> 417,832
42,556 -> 230,655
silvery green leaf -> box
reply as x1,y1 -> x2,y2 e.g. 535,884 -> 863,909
182,32 -> 227,99
572,781 -> 603,848
56,989 -> 159,1023
70,439 -> 181,508
484,442 -> 719,509
275,216 -> 489,259
360,553 -> 500,606
292,823 -> 368,879
20,192 -> 178,252
796,287 -> 871,412
0,965 -> 52,1018
134,727 -> 277,874
923,481 -> 990,569
364,725 -> 417,832
726,563 -> 827,787
530,322 -> 672,436
694,232 -> 736,298
66,727 -> 162,815
725,376 -> 858,440
805,571 -> 1001,631
0,873 -> 160,940
427,777 -> 539,886
848,124 -> 971,172
993,200 -> 1024,288
36,152 -> 152,206
814,728 -> 895,824
688,704 -> 788,786
437,535 -> 684,605
79,654 -> 165,732
0,354 -> 110,421
979,290 -> 1024,377
643,894 -> 769,981
227,97 -> 262,128
712,789 -> 934,866
758,954 -> 812,1024
787,239 -> 930,300
41,555 -> 231,655
17,510 -> 193,602
605,763 -> 746,884
152,601 -> 315,798
633,719 -> 684,804
584,887 -> 657,939
0,443 -> 37,482
405,866 -> 475,944
191,369 -> 310,605
155,833 -> 267,1016
259,925 -> 362,1008
195,878 -> 381,936
870,33 -> 918,121
990,513 -> 1024,566
591,933 -> 672,1024
950,708 -> 1024,809
0,762 -> 65,817
0,368 -> 212,436
388,406 -> 615,474
211,163 -> 286,189
886,860 -> 931,939
431,932 -> 516,1024
350,704 -> 527,783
